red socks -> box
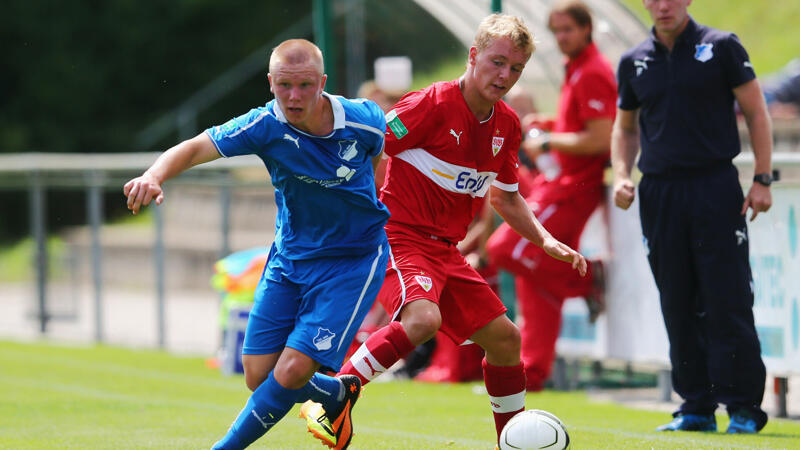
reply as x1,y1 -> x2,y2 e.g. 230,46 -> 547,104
482,358 -> 526,441
340,324 -> 526,443
339,321 -> 416,385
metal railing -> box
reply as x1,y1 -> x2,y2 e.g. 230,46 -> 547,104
0,152 -> 263,347
1,150 -> 798,346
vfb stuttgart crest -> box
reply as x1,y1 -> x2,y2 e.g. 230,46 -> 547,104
414,275 -> 433,292
491,135 -> 504,156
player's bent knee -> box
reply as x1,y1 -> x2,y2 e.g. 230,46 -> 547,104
242,354 -> 278,391
400,301 -> 442,345
502,324 -> 522,353
244,366 -> 268,391
478,318 -> 521,363
273,353 -> 317,389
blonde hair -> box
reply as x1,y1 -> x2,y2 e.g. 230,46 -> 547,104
269,39 -> 324,74
473,14 -> 535,56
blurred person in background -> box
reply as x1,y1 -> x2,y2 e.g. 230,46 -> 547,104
302,14 -> 587,447
486,0 -> 616,392
357,80 -> 406,114
358,57 -> 412,192
505,84 -> 541,196
124,39 -> 389,449
762,58 -> 800,119
612,0 -> 772,434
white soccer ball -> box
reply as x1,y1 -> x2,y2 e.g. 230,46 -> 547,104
499,409 -> 570,450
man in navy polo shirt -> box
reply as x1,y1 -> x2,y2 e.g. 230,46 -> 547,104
611,0 -> 773,435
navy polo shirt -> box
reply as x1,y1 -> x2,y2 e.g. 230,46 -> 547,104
617,18 -> 756,175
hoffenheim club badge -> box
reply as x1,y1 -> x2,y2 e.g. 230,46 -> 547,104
694,43 -> 714,62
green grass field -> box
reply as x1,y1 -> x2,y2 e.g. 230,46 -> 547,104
1,341 -> 798,449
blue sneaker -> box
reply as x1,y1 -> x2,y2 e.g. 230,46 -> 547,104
726,412 -> 758,434
656,413 -> 717,432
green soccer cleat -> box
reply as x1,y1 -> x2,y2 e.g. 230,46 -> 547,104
300,400 -> 337,448
300,375 -> 362,450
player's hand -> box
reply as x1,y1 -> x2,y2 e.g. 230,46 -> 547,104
521,113 -> 554,132
123,171 -> 164,215
522,133 -> 547,160
465,252 -> 485,269
741,182 -> 772,222
613,177 -> 635,210
542,237 -> 587,276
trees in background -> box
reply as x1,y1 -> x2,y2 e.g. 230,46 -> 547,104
0,0 -> 463,241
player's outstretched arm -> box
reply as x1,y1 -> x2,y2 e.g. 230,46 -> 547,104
124,133 -> 220,215
489,186 -> 587,276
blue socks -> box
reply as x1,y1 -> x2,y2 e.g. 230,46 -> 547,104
298,373 -> 344,414
212,372 -> 301,450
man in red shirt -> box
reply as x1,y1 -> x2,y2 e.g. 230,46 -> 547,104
302,14 -> 587,449
487,0 -> 617,392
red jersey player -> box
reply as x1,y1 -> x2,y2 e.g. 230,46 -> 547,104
302,14 -> 587,449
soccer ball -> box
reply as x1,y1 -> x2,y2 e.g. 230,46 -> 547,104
499,409 -> 570,449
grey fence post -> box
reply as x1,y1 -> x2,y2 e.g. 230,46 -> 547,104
775,376 -> 788,418
29,170 -> 48,334
87,171 -> 104,342
658,368 -> 673,402
154,203 -> 166,349
220,183 -> 231,260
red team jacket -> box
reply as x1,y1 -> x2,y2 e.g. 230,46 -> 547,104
531,42 -> 616,203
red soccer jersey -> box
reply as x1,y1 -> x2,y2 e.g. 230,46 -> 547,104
381,80 -> 521,243
531,42 -> 617,202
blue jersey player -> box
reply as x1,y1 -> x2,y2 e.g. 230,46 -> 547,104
123,39 -> 389,449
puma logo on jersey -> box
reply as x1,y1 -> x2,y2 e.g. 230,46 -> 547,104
634,57 -> 651,76
283,133 -> 300,148
735,228 -> 747,245
449,129 -> 463,145
588,99 -> 605,111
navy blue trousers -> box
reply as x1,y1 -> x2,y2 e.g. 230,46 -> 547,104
639,164 -> 767,429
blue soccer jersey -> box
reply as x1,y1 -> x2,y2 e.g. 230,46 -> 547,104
206,92 -> 390,259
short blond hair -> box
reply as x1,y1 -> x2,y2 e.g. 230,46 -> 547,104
269,39 -> 324,75
473,14 -> 535,56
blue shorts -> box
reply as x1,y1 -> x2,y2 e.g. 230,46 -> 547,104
242,239 -> 389,371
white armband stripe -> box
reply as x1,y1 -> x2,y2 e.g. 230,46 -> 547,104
489,391 -> 526,413
491,180 -> 518,192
